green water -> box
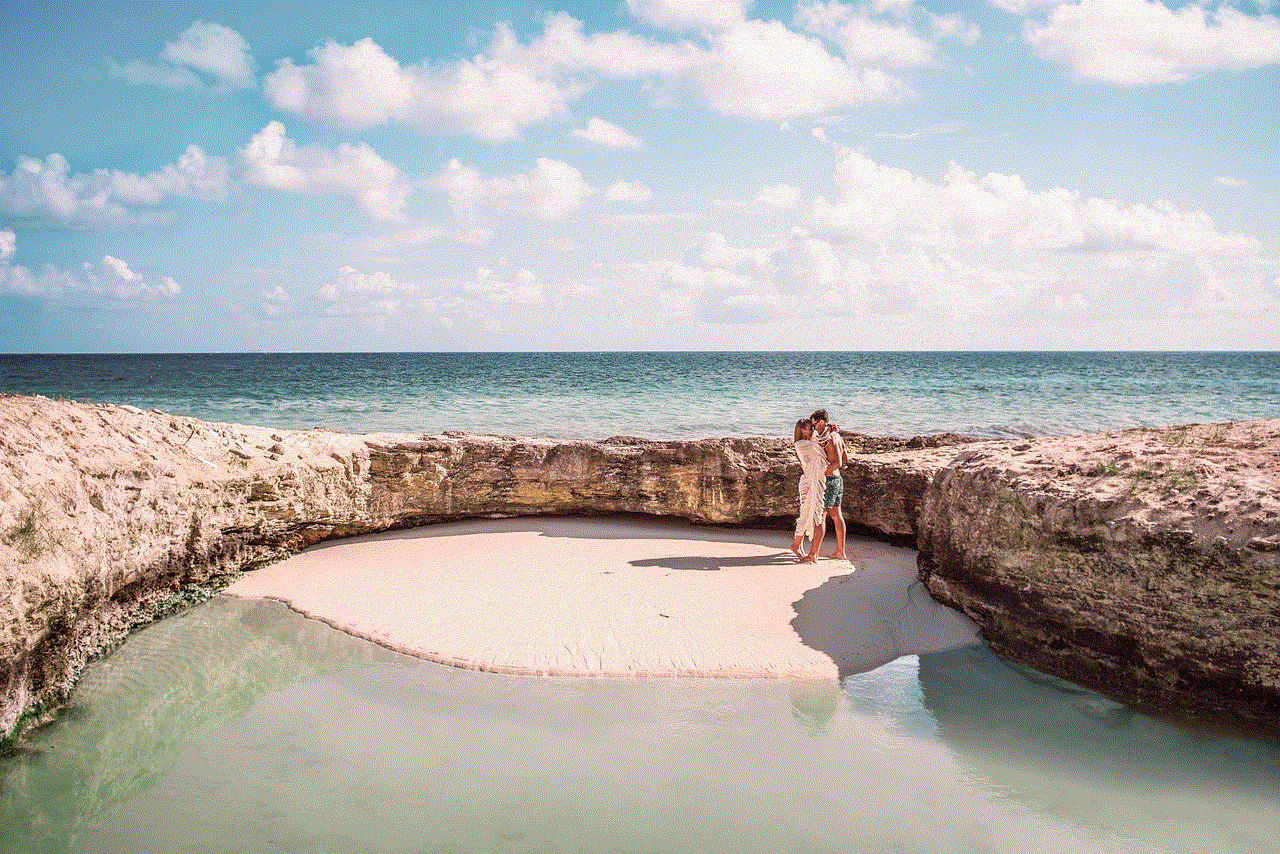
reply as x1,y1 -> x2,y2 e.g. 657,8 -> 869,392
2,597 -> 1278,854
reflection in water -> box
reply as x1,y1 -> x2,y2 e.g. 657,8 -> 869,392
789,680 -> 841,734
916,646 -> 1280,854
0,598 -> 406,854
1,598 -> 1277,854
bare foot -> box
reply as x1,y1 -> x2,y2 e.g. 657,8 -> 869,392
789,545 -> 805,561
801,553 -> 817,564
826,551 -> 847,560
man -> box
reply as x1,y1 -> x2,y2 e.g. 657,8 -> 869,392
808,409 -> 848,561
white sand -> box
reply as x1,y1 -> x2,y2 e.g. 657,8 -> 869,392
224,515 -> 979,679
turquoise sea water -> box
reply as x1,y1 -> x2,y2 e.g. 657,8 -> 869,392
3,351 -> 1278,439
3,597 -> 1278,854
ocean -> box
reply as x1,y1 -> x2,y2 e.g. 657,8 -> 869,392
3,350 -> 1279,439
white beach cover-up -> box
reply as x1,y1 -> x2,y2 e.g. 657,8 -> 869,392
793,438 -> 826,538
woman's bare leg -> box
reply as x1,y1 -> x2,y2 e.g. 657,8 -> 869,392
807,518 -> 826,561
789,532 -> 806,561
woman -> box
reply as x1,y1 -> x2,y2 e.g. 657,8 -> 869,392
790,418 -> 826,563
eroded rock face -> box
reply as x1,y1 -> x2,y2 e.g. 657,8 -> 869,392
916,421 -> 1280,733
3,394 -> 1278,740
0,395 -> 956,739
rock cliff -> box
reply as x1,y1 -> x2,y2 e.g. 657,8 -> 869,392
917,421 -> 1280,733
0,395 -> 962,740
2,394 -> 1277,739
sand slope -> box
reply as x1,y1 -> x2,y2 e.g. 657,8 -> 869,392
225,516 -> 979,678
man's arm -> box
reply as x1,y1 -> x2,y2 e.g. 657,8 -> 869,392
822,434 -> 840,475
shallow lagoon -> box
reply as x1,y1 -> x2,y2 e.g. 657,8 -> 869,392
3,596 -> 1278,854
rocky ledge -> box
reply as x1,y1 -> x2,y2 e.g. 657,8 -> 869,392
1,395 -> 1276,740
917,421 -> 1280,734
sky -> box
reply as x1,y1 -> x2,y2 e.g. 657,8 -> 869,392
1,0 -> 1278,353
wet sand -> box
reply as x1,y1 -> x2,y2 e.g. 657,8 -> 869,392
224,515 -> 979,678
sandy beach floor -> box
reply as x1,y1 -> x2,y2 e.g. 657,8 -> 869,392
224,515 -> 979,679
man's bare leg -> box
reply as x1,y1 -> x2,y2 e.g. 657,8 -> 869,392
826,507 -> 847,559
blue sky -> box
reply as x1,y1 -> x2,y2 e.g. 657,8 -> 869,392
2,0 -> 1278,352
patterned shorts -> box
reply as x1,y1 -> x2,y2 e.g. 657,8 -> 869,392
823,475 -> 843,509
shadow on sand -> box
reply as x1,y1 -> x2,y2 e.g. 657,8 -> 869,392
790,548 -> 980,677
628,553 -> 797,571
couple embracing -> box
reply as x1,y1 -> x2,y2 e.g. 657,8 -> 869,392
790,409 -> 848,564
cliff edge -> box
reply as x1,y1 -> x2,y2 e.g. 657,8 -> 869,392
917,421 -> 1280,733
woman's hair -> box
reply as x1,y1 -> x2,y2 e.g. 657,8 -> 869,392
793,418 -> 811,442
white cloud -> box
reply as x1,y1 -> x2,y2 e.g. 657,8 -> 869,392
264,39 -> 411,129
1167,255 -> 1278,317
928,11 -> 982,46
630,228 -> 1066,325
0,235 -> 181,300
86,256 -> 182,299
0,263 -> 76,298
264,12 -> 915,139
0,146 -> 229,228
1028,1 -> 1280,85
431,157 -> 595,228
877,122 -> 962,141
616,141 -> 1276,329
107,59 -> 203,89
1214,175 -> 1246,187
605,180 -> 654,202
627,0 -> 748,32
317,265 -> 420,315
261,286 -> 290,317
603,210 -> 705,227
534,12 -> 702,77
572,117 -> 644,148
364,224 -> 445,253
688,20 -> 909,119
797,1 -> 979,66
806,150 -> 1260,256
237,122 -> 410,222
753,183 -> 804,208
467,267 -> 546,305
492,157 -> 594,221
798,2 -> 931,65
264,31 -> 568,140
991,0 -> 1059,13
687,231 -> 772,271
109,21 -> 255,89
161,21 -> 256,88
625,229 -> 867,323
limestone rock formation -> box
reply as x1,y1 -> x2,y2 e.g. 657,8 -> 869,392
1,394 -> 953,740
916,421 -> 1280,733
2,394 -> 1277,740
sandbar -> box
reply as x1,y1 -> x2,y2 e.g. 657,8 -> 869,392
224,515 -> 979,678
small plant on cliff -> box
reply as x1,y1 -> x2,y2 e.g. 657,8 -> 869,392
1086,459 -> 1123,477
1205,425 -> 1229,445
1163,426 -> 1191,447
1160,467 -> 1201,497
5,508 -> 51,560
